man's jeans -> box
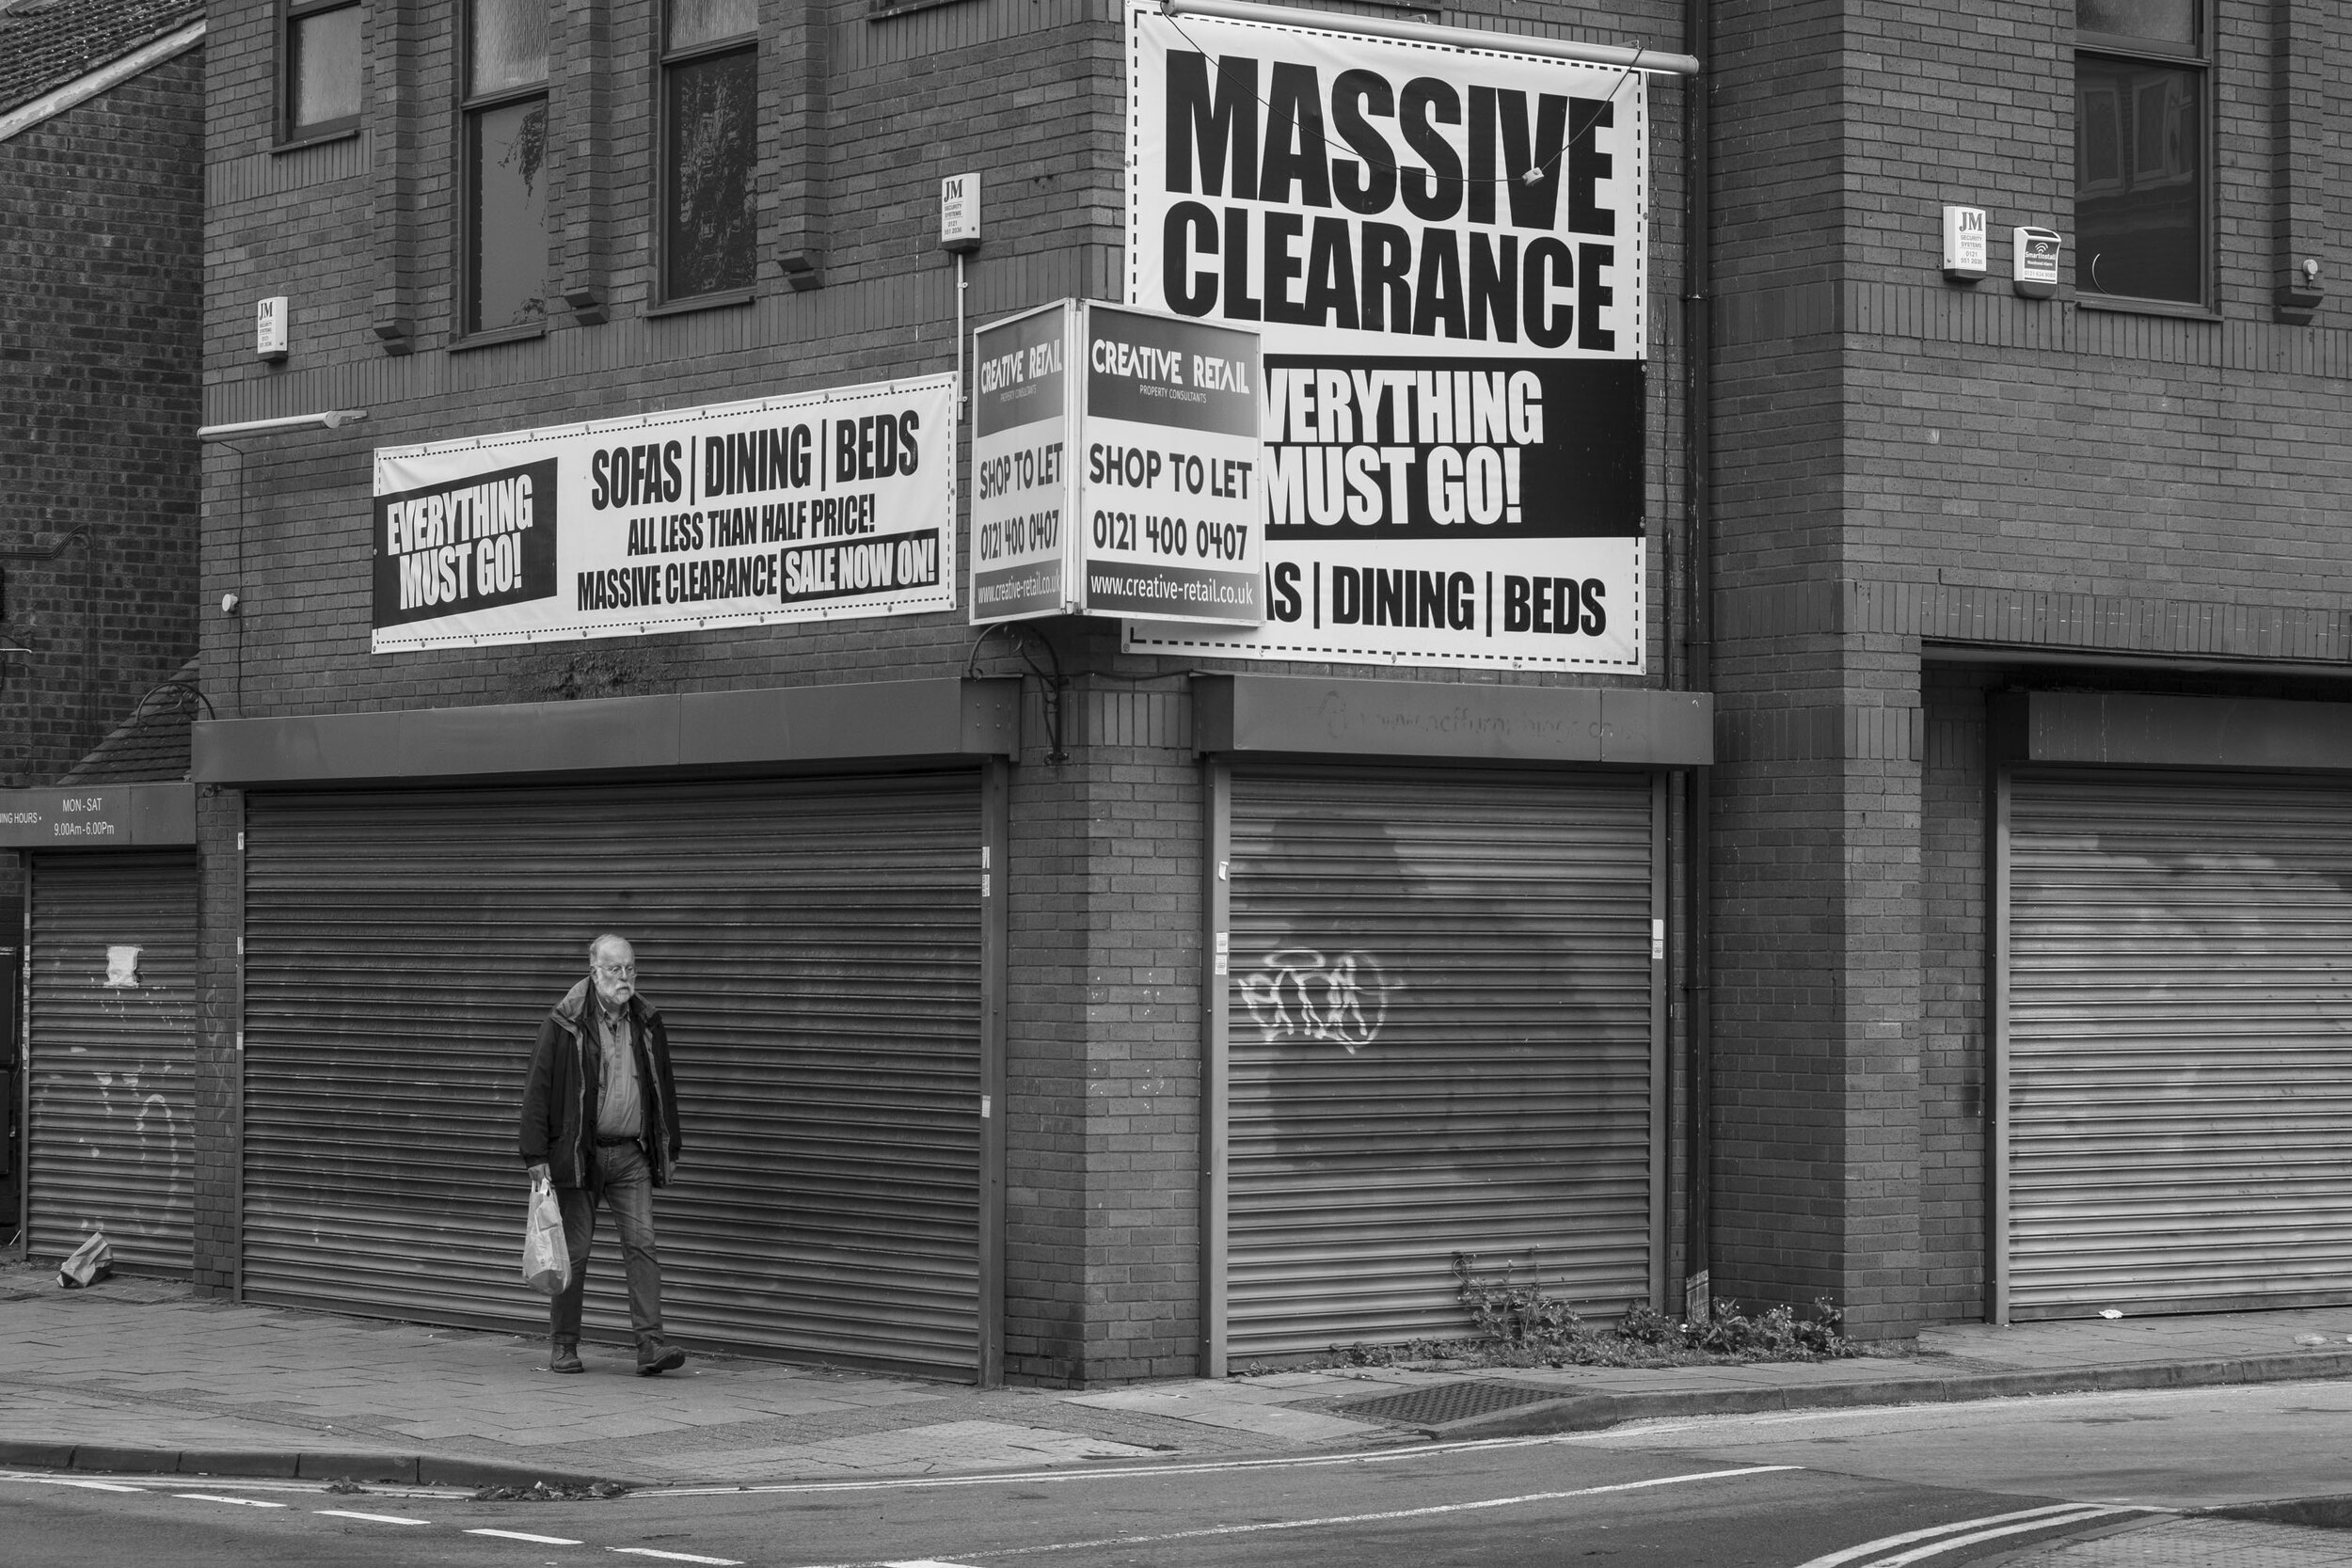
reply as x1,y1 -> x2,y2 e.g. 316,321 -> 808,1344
550,1139 -> 667,1355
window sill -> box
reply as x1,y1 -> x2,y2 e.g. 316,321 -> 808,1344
868,0 -> 974,20
645,289 -> 755,319
271,125 -> 360,156
2074,293 -> 2220,323
450,321 -> 549,354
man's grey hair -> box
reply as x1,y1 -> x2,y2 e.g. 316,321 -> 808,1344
589,933 -> 632,966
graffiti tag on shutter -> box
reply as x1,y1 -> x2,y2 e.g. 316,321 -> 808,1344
1236,947 -> 1403,1053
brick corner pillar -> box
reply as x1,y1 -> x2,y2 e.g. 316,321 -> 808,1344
1001,676 -> 1205,1386
191,785 -> 244,1300
1708,629 -> 1930,1341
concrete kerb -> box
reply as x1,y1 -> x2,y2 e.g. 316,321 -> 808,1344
0,1440 -> 646,1491
1412,1349 -> 2352,1441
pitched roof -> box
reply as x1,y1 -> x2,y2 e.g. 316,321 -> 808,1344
59,657 -> 199,784
0,0 -> 203,122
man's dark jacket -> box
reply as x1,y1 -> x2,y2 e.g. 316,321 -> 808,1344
519,976 -> 682,1191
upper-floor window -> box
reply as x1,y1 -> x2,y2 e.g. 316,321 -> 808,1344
282,0 -> 362,142
660,0 -> 759,302
463,0 -> 556,335
2075,0 -> 2205,305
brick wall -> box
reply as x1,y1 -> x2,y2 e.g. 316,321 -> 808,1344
190,0 -> 1694,1373
1,45 -> 205,923
1706,0 -> 2352,1335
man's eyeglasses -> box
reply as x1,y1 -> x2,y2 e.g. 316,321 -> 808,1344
595,962 -> 637,977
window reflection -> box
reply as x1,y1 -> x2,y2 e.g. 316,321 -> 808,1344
469,99 -> 554,332
287,0 -> 362,136
2075,55 -> 2201,303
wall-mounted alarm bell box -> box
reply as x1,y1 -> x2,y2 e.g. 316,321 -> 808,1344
1942,206 -> 1987,281
2013,228 -> 2061,299
940,173 -> 981,254
256,296 -> 289,361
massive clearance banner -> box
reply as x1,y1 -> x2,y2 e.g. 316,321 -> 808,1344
1123,5 -> 1646,670
371,376 -> 956,652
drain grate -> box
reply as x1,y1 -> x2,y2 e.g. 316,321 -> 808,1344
1340,1380 -> 1565,1427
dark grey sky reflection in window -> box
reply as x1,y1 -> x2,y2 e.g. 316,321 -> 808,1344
472,0 -> 549,93
2078,0 -> 2196,46
2074,55 -> 2201,303
290,3 -> 362,133
469,99 -> 553,331
665,48 -> 757,298
668,0 -> 757,51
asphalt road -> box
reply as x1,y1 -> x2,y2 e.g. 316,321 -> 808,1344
10,1379 -> 2350,1568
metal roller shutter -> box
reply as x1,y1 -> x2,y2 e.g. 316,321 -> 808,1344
1227,766 -> 1658,1357
25,851 -> 199,1273
2009,769 -> 2352,1318
243,773 -> 982,1377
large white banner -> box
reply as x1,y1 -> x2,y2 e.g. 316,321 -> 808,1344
372,376 -> 956,652
1123,5 -> 1647,670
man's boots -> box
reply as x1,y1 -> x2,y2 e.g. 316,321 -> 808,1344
549,1338 -> 584,1373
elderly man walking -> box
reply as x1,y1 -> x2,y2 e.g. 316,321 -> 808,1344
519,933 -> 688,1375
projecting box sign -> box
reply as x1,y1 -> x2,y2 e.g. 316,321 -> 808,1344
371,376 -> 957,651
1121,4 -> 1648,670
970,298 -> 1263,627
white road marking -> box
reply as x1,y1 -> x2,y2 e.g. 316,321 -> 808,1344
644,1431 -> 1667,1498
0,1470 -> 447,1499
315,1509 -> 433,1526
468,1527 -> 587,1544
1791,1503 -> 2113,1568
1793,1503 -> 2162,1568
175,1493 -> 290,1508
883,1561 -> 987,1567
799,1465 -> 1800,1567
609,1550 -> 745,1564
1863,1509 -> 2154,1567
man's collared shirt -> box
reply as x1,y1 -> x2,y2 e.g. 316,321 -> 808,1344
594,999 -> 644,1140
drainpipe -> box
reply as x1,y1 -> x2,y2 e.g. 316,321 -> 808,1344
1679,0 -> 1714,1322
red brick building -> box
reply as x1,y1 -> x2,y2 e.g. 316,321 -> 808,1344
2,0 -> 205,1259
15,0 -> 2348,1383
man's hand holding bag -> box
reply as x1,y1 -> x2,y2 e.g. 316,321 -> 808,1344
521,1169 -> 569,1296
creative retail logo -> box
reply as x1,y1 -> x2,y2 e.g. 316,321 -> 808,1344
373,457 -> 560,628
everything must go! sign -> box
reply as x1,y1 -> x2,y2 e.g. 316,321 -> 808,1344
371,376 -> 956,652
1122,3 -> 1651,670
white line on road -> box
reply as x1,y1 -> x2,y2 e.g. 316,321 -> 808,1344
1793,1503 -> 2163,1568
175,1493 -> 290,1508
468,1528 -> 587,1544
883,1561 -> 987,1567
315,1509 -> 433,1526
17,1479 -> 147,1494
800,1465 -> 1801,1568
609,1550 -> 745,1564
1864,1509 -> 2154,1568
644,1431 -> 1678,1498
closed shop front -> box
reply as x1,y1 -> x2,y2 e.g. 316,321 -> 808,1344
241,771 -> 991,1377
2002,757 -> 2352,1318
24,849 -> 199,1273
1219,763 -> 1663,1358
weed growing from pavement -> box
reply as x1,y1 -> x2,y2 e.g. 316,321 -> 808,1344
1309,1253 -> 1858,1371
469,1481 -> 631,1501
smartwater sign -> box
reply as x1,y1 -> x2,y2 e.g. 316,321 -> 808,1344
1123,4 -> 1649,669
971,298 -> 1263,627
373,376 -> 956,651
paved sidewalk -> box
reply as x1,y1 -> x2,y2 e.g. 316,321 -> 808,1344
5,1261 -> 2352,1489
2006,1516 -> 2352,1566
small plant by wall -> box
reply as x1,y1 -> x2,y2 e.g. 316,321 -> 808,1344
1320,1253 -> 1857,1370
